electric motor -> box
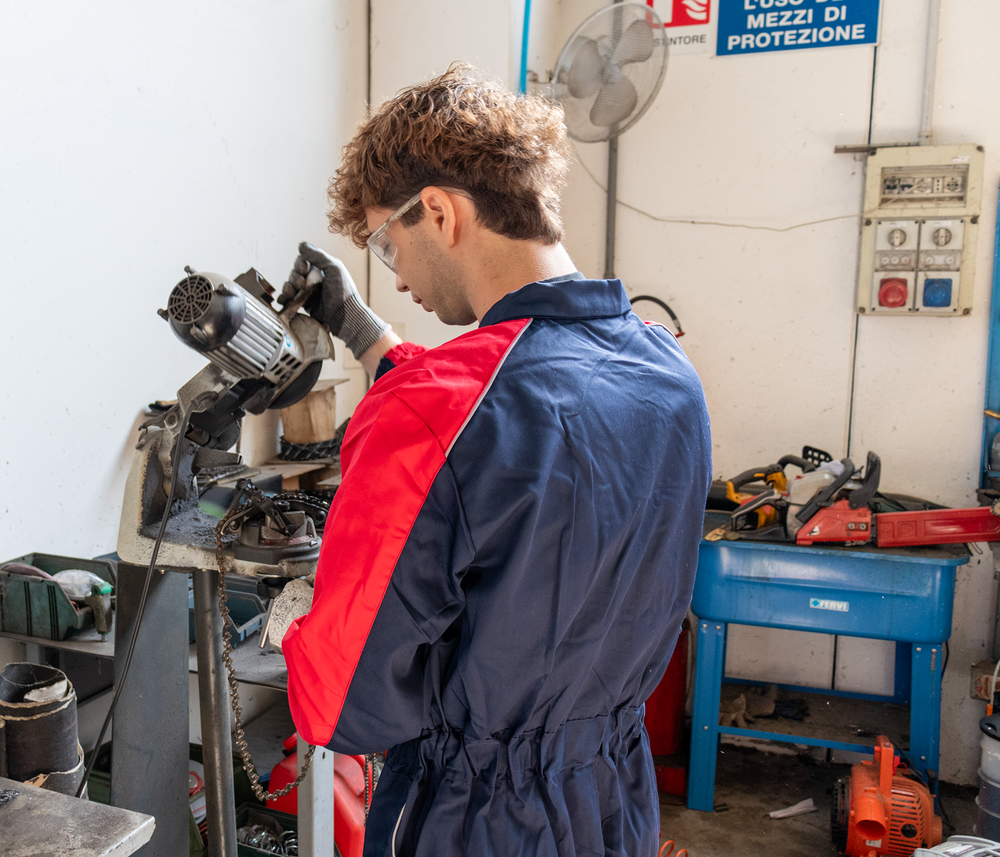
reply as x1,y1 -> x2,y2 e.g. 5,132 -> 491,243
162,271 -> 304,387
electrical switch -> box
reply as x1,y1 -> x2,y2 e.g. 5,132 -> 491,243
921,278 -> 953,308
856,145 -> 983,316
878,278 -> 908,308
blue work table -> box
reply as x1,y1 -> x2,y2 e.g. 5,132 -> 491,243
687,512 -> 970,812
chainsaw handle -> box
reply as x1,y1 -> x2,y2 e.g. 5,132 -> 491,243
777,455 -> 816,473
794,458 -> 855,524
728,464 -> 783,492
731,489 -> 782,532
847,451 -> 881,510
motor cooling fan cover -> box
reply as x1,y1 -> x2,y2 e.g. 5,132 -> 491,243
553,3 -> 668,143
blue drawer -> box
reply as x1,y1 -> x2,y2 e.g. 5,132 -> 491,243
692,523 -> 968,643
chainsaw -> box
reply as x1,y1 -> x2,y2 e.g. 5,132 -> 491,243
713,448 -> 1000,548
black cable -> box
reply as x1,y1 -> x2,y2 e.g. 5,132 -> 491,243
76,402 -> 196,798
629,295 -> 684,337
942,640 -> 950,678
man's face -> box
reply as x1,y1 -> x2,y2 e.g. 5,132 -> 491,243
366,204 -> 478,327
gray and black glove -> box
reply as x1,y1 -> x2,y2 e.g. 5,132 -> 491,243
280,241 -> 390,360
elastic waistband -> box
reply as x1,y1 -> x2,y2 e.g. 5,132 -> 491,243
388,707 -> 646,788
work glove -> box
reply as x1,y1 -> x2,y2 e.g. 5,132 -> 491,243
267,577 -> 314,654
280,241 -> 390,360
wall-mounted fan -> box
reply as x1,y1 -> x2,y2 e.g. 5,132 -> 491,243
551,3 -> 668,276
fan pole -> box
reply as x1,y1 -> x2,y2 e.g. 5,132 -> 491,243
604,135 -> 619,279
604,0 -> 624,280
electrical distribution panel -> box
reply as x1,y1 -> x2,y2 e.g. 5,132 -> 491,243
856,144 -> 984,317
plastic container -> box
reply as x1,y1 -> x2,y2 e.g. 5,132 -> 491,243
981,714 -> 1000,782
981,768 -> 1000,815
236,803 -> 302,857
0,552 -> 115,640
915,835 -> 1000,855
187,574 -> 266,644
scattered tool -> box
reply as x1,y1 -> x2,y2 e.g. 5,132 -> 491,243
713,448 -> 1000,548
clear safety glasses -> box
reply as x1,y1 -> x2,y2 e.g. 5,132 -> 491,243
366,192 -> 424,273
366,188 -> 472,273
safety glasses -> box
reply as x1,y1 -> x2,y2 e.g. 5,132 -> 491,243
366,188 -> 472,273
366,192 -> 424,273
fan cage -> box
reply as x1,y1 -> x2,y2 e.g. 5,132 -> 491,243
552,3 -> 668,143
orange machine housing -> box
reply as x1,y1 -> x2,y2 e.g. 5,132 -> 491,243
835,736 -> 941,857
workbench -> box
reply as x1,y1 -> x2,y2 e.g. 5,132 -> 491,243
1,775 -> 154,857
687,513 -> 969,812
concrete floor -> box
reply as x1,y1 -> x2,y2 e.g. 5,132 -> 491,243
659,745 -> 979,857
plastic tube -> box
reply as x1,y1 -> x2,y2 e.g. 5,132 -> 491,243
519,0 -> 532,93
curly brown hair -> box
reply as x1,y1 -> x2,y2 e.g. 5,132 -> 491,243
328,62 -> 571,248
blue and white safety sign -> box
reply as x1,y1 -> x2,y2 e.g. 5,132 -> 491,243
717,0 -> 881,57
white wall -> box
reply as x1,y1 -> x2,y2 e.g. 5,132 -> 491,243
359,0 -> 1000,784
0,0 -> 371,562
546,0 -> 1000,784
366,0 -> 515,348
4,0 -> 999,788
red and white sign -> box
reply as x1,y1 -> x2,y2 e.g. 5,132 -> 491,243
646,0 -> 714,55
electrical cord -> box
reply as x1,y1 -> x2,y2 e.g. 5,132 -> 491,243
76,401 -> 197,798
571,141 -> 874,233
630,295 -> 684,337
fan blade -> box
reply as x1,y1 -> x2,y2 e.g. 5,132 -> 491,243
611,20 -> 654,65
567,37 -> 605,99
590,77 -> 638,127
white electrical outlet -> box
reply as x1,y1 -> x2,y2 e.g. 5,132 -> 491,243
856,144 -> 984,317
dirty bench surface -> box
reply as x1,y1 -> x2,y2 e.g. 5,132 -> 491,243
1,775 -> 154,857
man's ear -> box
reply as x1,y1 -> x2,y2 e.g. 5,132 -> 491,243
419,187 -> 464,248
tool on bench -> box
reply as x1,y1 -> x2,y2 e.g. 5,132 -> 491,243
715,447 -> 1000,548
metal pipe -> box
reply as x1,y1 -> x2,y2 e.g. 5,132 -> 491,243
298,745 -> 335,857
604,0 -> 624,280
918,0 -> 941,146
604,134 -> 619,279
192,569 -> 238,857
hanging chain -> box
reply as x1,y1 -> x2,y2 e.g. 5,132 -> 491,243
214,507 -> 315,802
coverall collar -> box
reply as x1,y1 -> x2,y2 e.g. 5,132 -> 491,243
480,274 -> 632,327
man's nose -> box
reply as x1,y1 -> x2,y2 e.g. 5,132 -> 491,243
395,274 -> 408,293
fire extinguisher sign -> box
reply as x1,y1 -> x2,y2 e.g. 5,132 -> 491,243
645,0 -> 714,56
716,0 -> 881,57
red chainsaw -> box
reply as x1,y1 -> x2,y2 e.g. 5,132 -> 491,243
717,449 -> 1000,548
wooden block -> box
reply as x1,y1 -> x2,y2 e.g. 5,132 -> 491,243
280,378 -> 347,444
300,465 -> 342,491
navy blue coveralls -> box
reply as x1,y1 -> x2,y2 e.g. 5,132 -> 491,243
284,275 -> 712,857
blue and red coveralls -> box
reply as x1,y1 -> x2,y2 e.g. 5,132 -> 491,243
283,275 -> 712,857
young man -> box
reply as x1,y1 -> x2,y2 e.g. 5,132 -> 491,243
279,63 -> 712,857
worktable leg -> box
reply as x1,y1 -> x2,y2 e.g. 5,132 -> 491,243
298,745 -> 335,857
687,621 -> 727,812
909,642 -> 943,786
893,642 -> 912,704
111,562 -> 190,857
192,569 -> 238,857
